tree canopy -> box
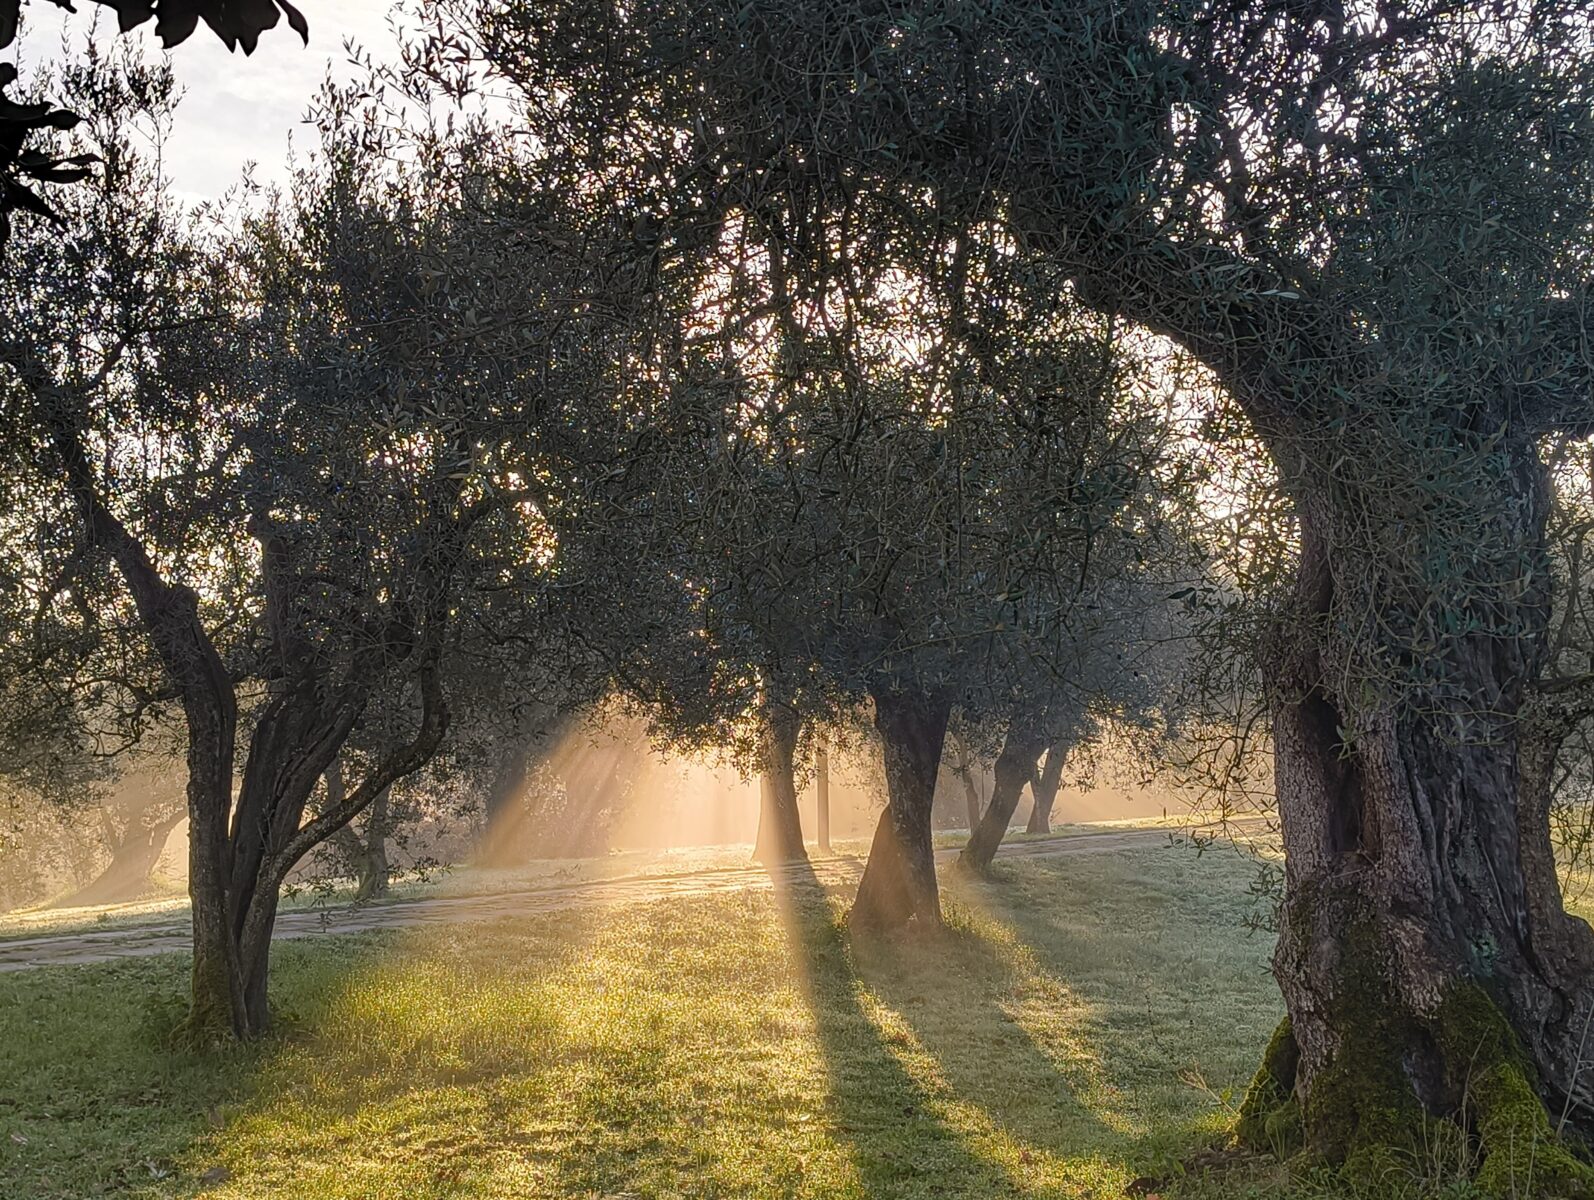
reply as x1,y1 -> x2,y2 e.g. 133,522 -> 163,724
6,3 -> 1594,1192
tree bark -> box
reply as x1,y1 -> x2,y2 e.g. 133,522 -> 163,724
1240,458 -> 1594,1187
355,786 -> 392,901
753,700 -> 807,864
1025,738 -> 1069,835
960,724 -> 1049,873
849,683 -> 951,932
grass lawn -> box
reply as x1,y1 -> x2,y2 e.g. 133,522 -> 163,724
1,844 -> 1301,1199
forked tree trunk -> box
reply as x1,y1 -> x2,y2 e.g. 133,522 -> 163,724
37,369 -> 451,1044
1025,739 -> 1069,835
754,701 -> 807,864
1240,459 -> 1594,1191
355,786 -> 392,901
960,725 -> 1049,873
185,652 -> 447,1041
327,764 -> 393,902
849,683 -> 952,932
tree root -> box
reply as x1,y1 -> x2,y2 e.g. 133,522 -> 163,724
1236,989 -> 1594,1198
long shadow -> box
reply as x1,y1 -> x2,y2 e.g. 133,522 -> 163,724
947,852 -> 1283,1138
783,842 -> 1279,1186
965,849 -> 1280,1020
846,889 -> 1138,1154
768,857 -> 1030,1197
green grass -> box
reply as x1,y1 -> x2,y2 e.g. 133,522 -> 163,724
0,845 -> 1296,1199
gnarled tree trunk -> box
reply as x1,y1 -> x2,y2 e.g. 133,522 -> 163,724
1240,459 -> 1594,1191
754,700 -> 806,864
355,786 -> 392,901
326,762 -> 393,902
849,683 -> 951,932
960,724 -> 1048,873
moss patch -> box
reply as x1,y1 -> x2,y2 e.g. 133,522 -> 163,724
1236,970 -> 1594,1198
1296,918 -> 1428,1167
1237,1016 -> 1302,1156
1436,985 -> 1594,1199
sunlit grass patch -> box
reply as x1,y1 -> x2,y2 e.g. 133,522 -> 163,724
1,846 -> 1281,1199
0,822 -> 1191,944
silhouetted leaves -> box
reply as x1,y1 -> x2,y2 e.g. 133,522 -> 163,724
0,0 -> 307,52
0,0 -> 307,243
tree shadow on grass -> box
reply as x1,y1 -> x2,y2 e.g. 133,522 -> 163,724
771,846 -> 1278,1196
847,894 -> 1143,1153
945,853 -> 1283,1157
769,857 -> 1056,1198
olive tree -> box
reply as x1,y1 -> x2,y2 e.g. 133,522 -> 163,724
415,0 -> 1594,1179
0,60 -> 646,1036
611,254 -> 1182,926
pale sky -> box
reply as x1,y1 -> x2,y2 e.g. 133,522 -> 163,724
15,2 -> 405,206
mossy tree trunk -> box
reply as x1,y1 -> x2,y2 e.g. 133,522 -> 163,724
1248,460 -> 1594,1191
850,683 -> 952,932
754,699 -> 807,864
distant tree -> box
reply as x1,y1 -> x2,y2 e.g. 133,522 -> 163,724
944,730 -> 985,834
625,295 -> 1183,927
48,750 -> 184,907
957,704 -> 1084,875
957,567 -> 1182,874
409,9 -> 1198,928
1023,736 -> 1072,836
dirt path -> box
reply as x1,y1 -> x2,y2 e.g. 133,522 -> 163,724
0,827 -> 1191,971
